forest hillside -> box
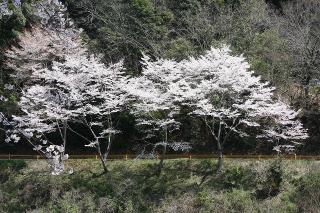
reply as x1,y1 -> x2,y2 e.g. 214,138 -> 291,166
0,0 -> 319,155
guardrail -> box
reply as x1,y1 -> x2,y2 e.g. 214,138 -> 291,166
0,154 -> 320,160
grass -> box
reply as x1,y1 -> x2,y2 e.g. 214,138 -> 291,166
1,158 -> 320,212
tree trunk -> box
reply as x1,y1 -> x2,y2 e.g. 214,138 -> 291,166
107,135 -> 112,156
98,154 -> 108,173
157,144 -> 167,176
96,140 -> 108,173
157,127 -> 168,176
304,85 -> 310,109
103,134 -> 113,161
102,114 -> 113,168
215,139 -> 224,173
63,121 -> 67,155
216,148 -> 223,173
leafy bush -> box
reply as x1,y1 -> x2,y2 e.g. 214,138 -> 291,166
219,165 -> 254,190
46,189 -> 97,213
165,38 -> 195,61
255,159 -> 283,199
0,160 -> 27,171
0,160 -> 27,183
2,159 -> 320,212
292,172 -> 320,212
154,193 -> 198,213
197,189 -> 255,213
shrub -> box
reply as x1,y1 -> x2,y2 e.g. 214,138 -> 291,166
255,159 -> 283,199
154,193 -> 198,213
197,189 -> 255,213
165,38 -> 195,61
292,172 -> 320,212
98,196 -> 118,213
47,189 -> 97,213
0,160 -> 27,183
219,165 -> 254,190
0,160 -> 27,171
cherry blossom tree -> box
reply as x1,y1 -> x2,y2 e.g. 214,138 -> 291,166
7,45 -> 127,175
133,46 -> 308,172
3,0 -> 80,175
0,82 -> 70,175
5,0 -> 81,82
4,0 -> 128,174
59,55 -> 128,173
4,0 -> 82,146
126,56 -> 191,173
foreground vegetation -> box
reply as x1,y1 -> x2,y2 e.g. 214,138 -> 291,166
1,159 -> 320,212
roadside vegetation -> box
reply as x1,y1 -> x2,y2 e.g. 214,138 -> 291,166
1,159 -> 320,212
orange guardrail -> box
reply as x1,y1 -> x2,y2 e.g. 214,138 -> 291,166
0,154 -> 319,160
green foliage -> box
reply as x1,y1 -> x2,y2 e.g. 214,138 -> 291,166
0,0 -> 37,48
165,38 -> 195,61
0,0 -> 37,117
2,160 -> 320,212
247,29 -> 291,86
220,165 -> 254,189
0,160 -> 27,183
132,0 -> 154,18
0,9 -> 25,48
267,159 -> 283,189
255,159 -> 284,199
197,189 -> 255,213
45,189 -> 97,213
64,0 -> 309,99
0,160 -> 27,171
292,172 -> 320,212
167,0 -> 201,14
